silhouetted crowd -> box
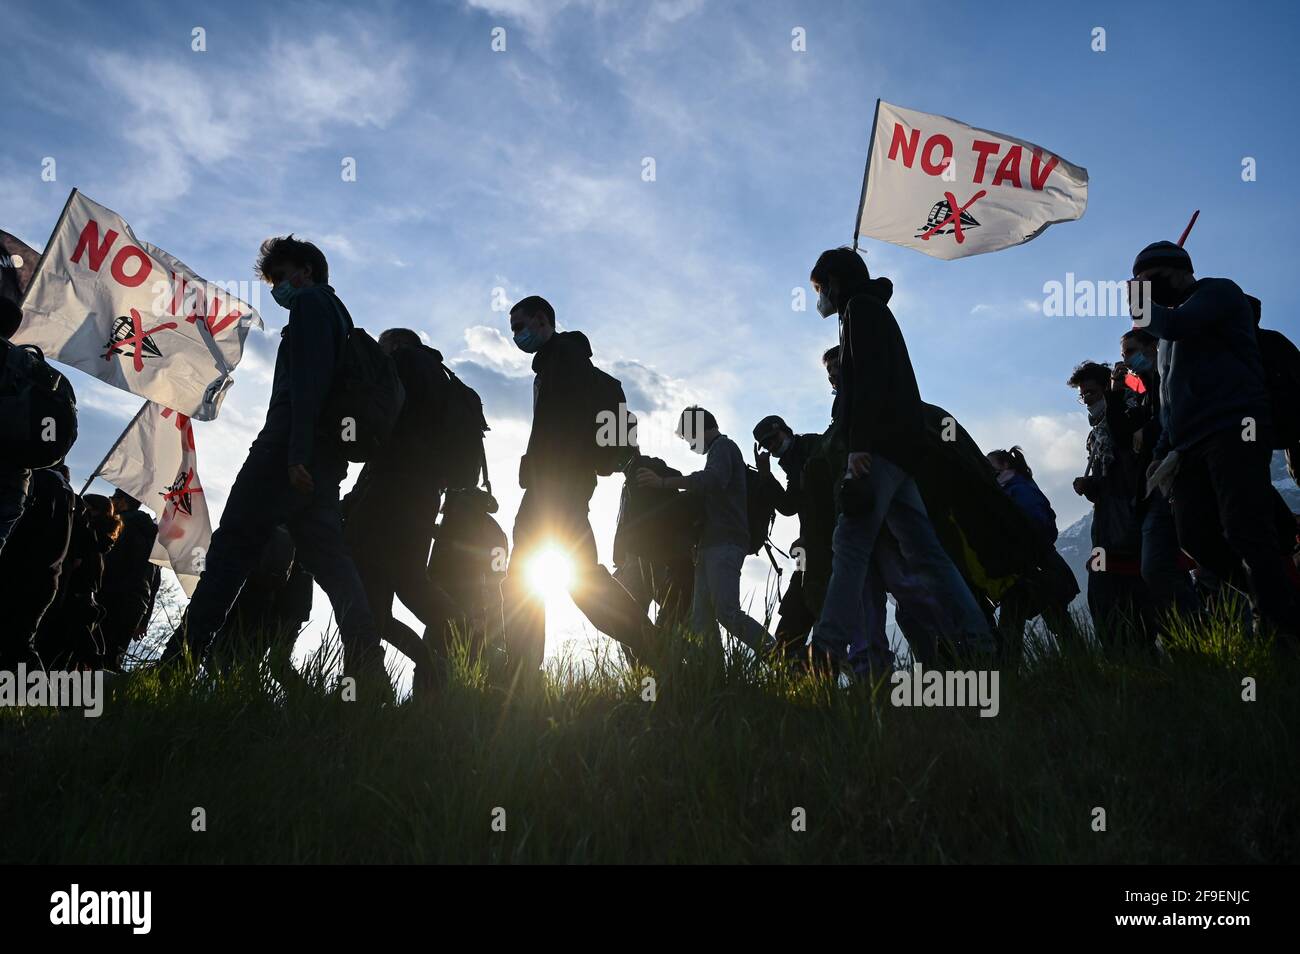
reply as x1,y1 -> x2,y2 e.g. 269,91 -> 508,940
3,234 -> 1298,698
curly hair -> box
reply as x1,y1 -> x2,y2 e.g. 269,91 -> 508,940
255,234 -> 329,285
1067,360 -> 1111,389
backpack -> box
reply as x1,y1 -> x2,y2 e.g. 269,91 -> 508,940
427,487 -> 508,650
319,295 -> 406,463
1257,327 -> 1300,449
588,364 -> 631,476
613,455 -> 702,564
744,464 -> 776,556
434,364 -> 491,491
0,340 -> 78,468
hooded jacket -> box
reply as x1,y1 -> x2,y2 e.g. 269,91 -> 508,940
837,276 -> 926,471
520,329 -> 598,497
257,284 -> 351,467
1147,277 -> 1270,456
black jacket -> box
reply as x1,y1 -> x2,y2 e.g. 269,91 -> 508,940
1147,277 -> 1270,455
256,284 -> 351,467
520,330 -> 598,496
102,509 -> 159,602
837,276 -> 925,470
0,467 -> 74,656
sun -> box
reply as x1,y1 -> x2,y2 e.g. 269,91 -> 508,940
527,545 -> 574,598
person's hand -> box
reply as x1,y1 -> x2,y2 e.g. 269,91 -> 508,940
288,463 -> 314,495
1133,430 -> 1145,454
754,442 -> 771,476
1072,476 -> 1088,496
1146,460 -> 1161,483
847,451 -> 871,478
635,467 -> 664,489
1111,362 -> 1129,389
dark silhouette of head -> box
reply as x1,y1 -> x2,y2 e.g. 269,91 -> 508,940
256,235 -> 329,286
810,247 -> 870,316
987,446 -> 1033,480
378,327 -> 423,355
677,405 -> 718,454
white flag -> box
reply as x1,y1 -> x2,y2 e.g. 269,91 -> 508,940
855,101 -> 1088,260
14,189 -> 262,420
98,401 -> 211,596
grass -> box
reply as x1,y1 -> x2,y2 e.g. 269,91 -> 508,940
0,600 -> 1296,864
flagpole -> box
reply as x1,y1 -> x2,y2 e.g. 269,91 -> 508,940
80,398 -> 150,495
852,99 -> 882,252
16,186 -> 77,314
1176,209 -> 1200,247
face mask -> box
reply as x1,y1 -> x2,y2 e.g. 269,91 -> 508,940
1086,397 -> 1106,424
775,434 -> 793,458
1127,352 -> 1153,375
1148,276 -> 1190,307
995,469 -> 1015,487
271,281 -> 300,309
513,328 -> 543,353
816,288 -> 836,318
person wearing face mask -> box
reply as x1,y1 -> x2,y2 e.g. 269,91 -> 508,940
1069,360 -> 1153,647
988,448 -> 1057,548
638,407 -> 774,656
803,247 -> 994,676
503,295 -> 657,672
1132,241 -> 1300,641
163,236 -> 390,699
1110,329 -> 1200,626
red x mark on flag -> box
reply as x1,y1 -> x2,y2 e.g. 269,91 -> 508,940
105,308 -> 178,373
163,466 -> 203,515
919,190 -> 987,244
159,406 -> 196,451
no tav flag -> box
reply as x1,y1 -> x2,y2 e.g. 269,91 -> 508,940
13,189 -> 263,420
855,100 -> 1088,260
97,401 -> 212,595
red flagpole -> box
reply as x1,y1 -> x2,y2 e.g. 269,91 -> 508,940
1176,209 -> 1200,247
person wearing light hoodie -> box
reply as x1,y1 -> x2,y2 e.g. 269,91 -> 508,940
639,407 -> 773,656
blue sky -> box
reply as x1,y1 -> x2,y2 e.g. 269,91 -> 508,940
3,0 -> 1298,668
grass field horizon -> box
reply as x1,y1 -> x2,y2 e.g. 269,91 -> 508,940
1,604 -> 1295,865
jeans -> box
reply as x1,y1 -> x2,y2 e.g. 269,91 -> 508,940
1140,491 -> 1197,621
178,441 -> 378,664
690,543 -> 771,652
814,454 -> 993,665
853,528 -> 951,674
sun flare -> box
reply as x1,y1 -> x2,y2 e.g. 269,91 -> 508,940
527,545 -> 574,597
